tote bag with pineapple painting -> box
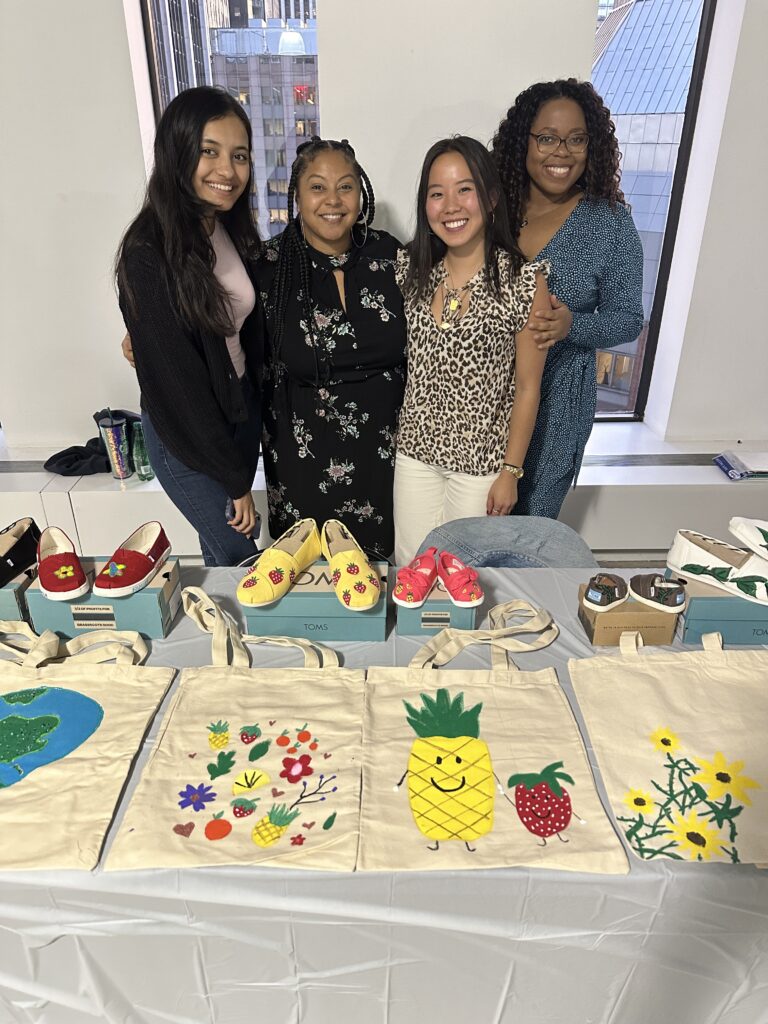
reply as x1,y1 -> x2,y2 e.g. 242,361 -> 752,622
107,588 -> 365,871
569,632 -> 768,865
358,602 -> 628,873
0,619 -> 174,870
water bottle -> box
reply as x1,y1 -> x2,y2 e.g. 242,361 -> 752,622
131,422 -> 155,481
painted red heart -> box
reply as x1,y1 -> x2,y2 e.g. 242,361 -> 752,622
271,787 -> 285,797
323,753 -> 332,760
269,720 -> 276,726
188,753 -> 197,758
302,821 -> 315,830
173,822 -> 194,838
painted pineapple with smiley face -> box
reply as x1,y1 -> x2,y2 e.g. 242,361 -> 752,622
401,688 -> 494,850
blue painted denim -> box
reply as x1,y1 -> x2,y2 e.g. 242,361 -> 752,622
142,376 -> 261,567
416,516 -> 598,568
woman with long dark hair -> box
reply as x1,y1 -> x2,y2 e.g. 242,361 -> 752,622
116,86 -> 263,565
256,137 -> 406,561
393,136 -> 550,566
492,78 -> 644,518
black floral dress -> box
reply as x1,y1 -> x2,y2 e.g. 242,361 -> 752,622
256,230 -> 406,560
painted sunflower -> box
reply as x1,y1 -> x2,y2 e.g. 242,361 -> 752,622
694,751 -> 760,806
668,810 -> 722,861
623,788 -> 655,815
650,727 -> 679,754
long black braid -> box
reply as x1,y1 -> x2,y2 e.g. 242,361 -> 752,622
269,137 -> 376,382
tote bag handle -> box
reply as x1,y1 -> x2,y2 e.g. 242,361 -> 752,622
182,587 -> 340,669
0,619 -> 147,667
408,600 -> 559,670
619,629 -> 724,655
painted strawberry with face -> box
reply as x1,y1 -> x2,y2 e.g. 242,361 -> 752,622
507,761 -> 574,842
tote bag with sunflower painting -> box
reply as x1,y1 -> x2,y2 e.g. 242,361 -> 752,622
106,588 -> 365,871
569,631 -> 768,865
0,619 -> 174,870
358,602 -> 629,873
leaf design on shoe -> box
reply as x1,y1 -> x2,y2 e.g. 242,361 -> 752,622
758,527 -> 768,551
731,575 -> 768,598
681,563 -> 733,583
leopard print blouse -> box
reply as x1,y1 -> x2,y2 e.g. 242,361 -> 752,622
395,249 -> 548,475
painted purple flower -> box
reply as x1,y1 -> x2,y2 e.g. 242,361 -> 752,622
178,783 -> 217,812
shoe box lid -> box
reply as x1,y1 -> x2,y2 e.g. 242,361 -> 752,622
25,559 -> 182,639
395,577 -> 478,636
242,560 -> 388,643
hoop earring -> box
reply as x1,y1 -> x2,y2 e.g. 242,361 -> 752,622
352,213 -> 368,248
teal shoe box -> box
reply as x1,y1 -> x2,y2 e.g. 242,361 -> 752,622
0,569 -> 35,622
395,577 -> 478,636
672,573 -> 768,645
242,561 -> 388,642
25,559 -> 183,639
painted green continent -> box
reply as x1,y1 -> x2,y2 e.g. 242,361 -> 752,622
0,714 -> 59,764
3,688 -> 49,705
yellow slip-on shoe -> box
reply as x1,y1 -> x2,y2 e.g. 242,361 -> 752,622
321,519 -> 381,611
236,518 -> 321,607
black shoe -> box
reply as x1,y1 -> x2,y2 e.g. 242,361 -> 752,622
0,517 -> 42,587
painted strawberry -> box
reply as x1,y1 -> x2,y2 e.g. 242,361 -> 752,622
331,568 -> 342,586
346,562 -> 360,576
405,593 -> 414,603
289,568 -> 296,583
342,589 -> 351,606
240,724 -> 261,745
242,575 -> 259,589
354,581 -> 366,594
269,567 -> 285,585
231,798 -> 259,819
367,574 -> 380,590
507,761 -> 574,842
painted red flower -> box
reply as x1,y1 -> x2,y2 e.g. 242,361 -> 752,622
290,834 -> 306,846
280,753 -> 314,784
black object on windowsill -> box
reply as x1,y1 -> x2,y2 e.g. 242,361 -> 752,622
44,409 -> 142,476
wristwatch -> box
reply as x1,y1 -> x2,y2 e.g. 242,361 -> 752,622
501,463 -> 524,479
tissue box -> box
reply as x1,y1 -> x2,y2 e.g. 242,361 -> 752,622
577,583 -> 678,647
25,559 -> 182,639
675,574 -> 768,645
395,577 -> 478,636
242,561 -> 388,642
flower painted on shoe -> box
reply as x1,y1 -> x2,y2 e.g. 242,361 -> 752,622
650,727 -> 679,754
623,788 -> 655,815
178,783 -> 217,812
290,834 -> 306,846
694,752 -> 760,806
668,810 -> 722,861
279,754 -> 314,784
106,561 -> 126,578
53,565 -> 74,580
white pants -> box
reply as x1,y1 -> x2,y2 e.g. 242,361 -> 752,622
393,452 -> 497,566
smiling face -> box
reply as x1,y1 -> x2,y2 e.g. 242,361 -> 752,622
295,149 -> 361,255
192,113 -> 251,214
526,97 -> 588,201
425,151 -> 490,256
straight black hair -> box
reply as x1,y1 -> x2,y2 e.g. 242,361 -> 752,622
116,86 -> 261,336
404,135 -> 524,301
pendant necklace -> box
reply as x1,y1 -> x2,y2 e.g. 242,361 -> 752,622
439,261 -> 475,331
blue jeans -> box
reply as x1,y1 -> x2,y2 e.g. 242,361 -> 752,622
142,377 -> 261,567
416,516 -> 598,568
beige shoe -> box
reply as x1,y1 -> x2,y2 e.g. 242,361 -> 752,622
667,529 -> 768,605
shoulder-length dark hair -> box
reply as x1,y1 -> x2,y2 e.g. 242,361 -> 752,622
404,135 -> 523,301
491,78 -> 625,242
116,86 -> 260,336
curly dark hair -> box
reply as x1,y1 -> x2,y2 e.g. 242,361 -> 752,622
491,78 -> 625,241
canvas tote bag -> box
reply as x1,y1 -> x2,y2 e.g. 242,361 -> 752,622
569,632 -> 768,865
107,588 -> 365,871
358,602 -> 629,873
0,619 -> 174,870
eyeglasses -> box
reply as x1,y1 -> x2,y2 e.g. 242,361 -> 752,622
529,132 -> 590,155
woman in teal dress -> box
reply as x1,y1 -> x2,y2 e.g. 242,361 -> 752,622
492,78 -> 644,518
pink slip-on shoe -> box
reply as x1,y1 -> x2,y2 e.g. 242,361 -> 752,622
393,547 -> 438,608
437,551 -> 484,608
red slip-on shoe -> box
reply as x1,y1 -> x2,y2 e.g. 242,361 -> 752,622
37,527 -> 89,602
92,522 -> 171,598
437,551 -> 485,608
393,546 -> 438,608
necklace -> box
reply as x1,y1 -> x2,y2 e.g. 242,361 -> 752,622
438,261 -> 477,331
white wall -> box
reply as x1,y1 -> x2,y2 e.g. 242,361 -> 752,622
646,0 -> 767,443
318,0 -> 597,242
0,1 -> 145,453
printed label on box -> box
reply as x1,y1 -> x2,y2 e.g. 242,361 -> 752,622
71,604 -> 117,630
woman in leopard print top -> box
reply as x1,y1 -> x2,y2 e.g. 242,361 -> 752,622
393,136 -> 550,565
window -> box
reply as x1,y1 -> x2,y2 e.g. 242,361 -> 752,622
261,84 -> 283,105
293,84 -> 316,105
263,118 -> 285,137
591,0 -> 714,417
267,178 -> 289,196
295,117 -> 318,137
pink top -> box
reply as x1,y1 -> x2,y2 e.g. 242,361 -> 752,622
211,221 -> 256,379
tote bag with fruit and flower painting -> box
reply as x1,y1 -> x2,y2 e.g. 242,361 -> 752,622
0,619 -> 174,870
107,588 -> 365,871
569,631 -> 768,866
358,602 -> 628,873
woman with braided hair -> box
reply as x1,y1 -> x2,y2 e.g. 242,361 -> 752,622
491,78 -> 644,518
256,137 -> 406,560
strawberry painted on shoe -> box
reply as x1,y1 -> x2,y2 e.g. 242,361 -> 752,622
92,522 -> 171,598
393,547 -> 438,608
436,551 -> 484,608
236,518 -> 320,607
37,527 -> 89,602
321,519 -> 380,611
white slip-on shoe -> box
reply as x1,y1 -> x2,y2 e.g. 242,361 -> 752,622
667,529 -> 768,605
728,516 -> 768,563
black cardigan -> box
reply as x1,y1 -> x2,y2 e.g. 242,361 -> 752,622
119,243 -> 264,499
